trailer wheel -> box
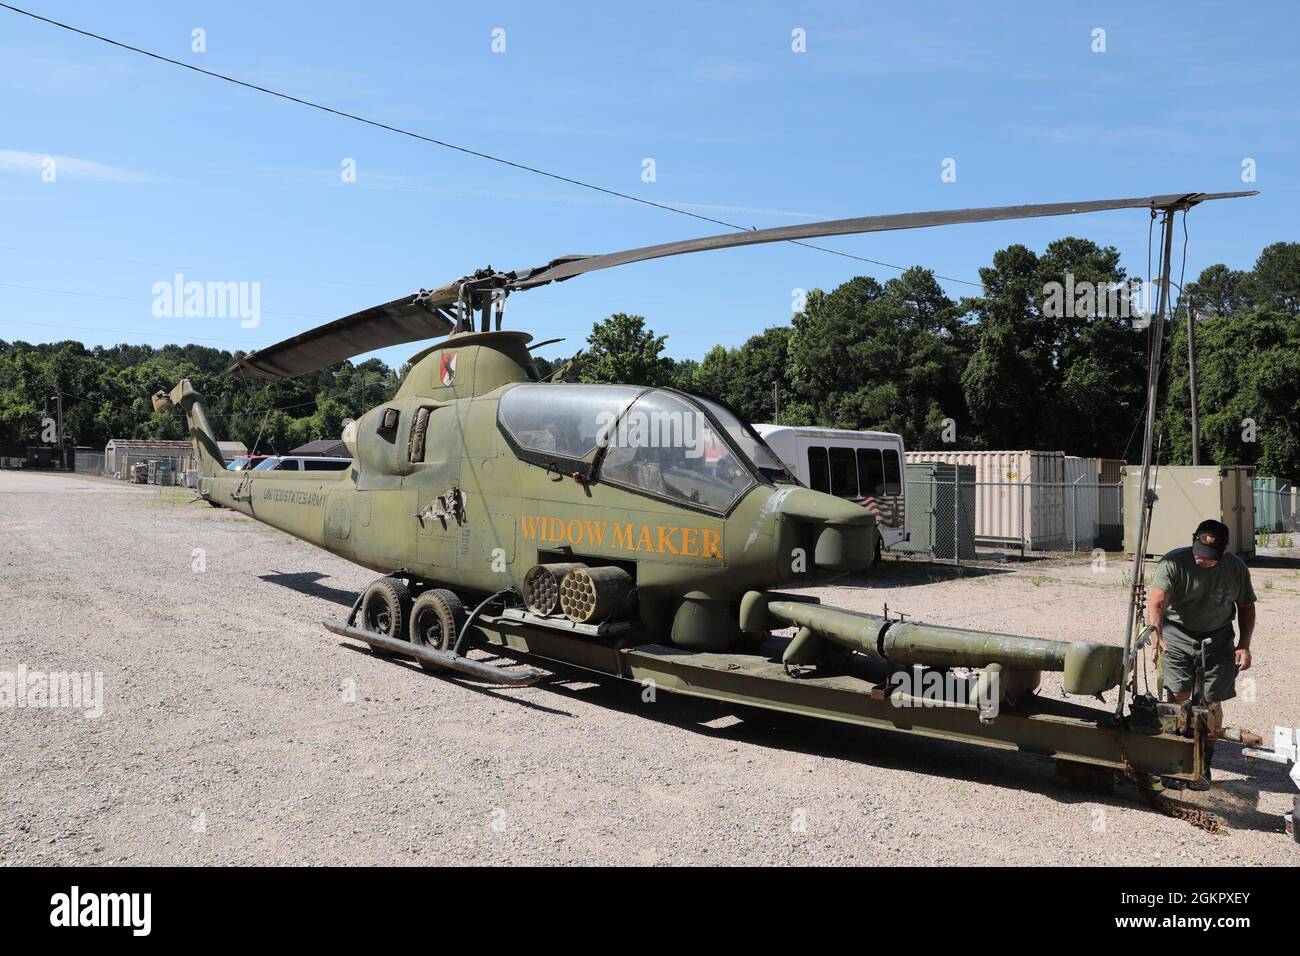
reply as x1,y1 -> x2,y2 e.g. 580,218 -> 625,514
361,577 -> 412,658
409,588 -> 465,673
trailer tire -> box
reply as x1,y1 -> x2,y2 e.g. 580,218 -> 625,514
409,588 -> 465,673
361,577 -> 412,658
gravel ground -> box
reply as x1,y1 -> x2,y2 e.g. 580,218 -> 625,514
2,470 -> 1297,866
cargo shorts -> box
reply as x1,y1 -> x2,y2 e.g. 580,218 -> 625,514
1160,621 -> 1238,702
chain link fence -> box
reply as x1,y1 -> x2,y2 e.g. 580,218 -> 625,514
74,448 -> 105,476
1254,479 -> 1295,534
101,453 -> 190,485
894,474 -> 1125,565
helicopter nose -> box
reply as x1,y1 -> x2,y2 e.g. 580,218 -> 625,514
810,522 -> 875,571
774,488 -> 879,573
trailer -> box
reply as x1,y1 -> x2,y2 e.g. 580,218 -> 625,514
323,588 -> 1292,813
1124,465 -> 1256,559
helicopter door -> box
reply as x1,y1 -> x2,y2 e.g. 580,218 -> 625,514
407,405 -> 461,574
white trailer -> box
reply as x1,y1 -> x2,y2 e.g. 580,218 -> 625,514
753,424 -> 909,551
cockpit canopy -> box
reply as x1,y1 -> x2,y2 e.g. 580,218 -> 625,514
497,383 -> 795,514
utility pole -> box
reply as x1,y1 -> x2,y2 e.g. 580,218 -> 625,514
357,375 -> 372,417
50,393 -> 64,469
1186,296 -> 1201,465
772,382 -> 780,424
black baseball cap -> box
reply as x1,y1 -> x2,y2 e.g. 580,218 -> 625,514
1192,519 -> 1229,560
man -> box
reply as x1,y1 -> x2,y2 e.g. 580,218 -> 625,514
1145,518 -> 1256,786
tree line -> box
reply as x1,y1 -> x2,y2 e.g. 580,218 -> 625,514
2,236 -> 1297,477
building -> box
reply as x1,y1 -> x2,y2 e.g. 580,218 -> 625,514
104,439 -> 194,477
0,445 -> 61,469
218,440 -> 250,461
289,439 -> 350,458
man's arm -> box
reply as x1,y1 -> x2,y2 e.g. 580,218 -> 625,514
1236,602 -> 1255,671
1145,586 -> 1170,650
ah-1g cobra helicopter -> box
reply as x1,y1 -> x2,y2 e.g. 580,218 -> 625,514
155,190 -> 1276,795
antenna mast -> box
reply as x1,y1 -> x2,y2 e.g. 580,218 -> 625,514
1116,203 -> 1182,718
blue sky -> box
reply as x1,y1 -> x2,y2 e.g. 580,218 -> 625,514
1,1 -> 1295,369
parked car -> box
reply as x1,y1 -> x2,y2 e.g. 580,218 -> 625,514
226,454 -> 273,471
252,456 -> 352,472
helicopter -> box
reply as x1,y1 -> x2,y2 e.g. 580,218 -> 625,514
154,189 -> 1280,797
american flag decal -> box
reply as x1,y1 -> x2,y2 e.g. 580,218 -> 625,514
855,495 -> 905,528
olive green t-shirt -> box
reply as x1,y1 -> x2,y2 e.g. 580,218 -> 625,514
1151,546 -> 1257,633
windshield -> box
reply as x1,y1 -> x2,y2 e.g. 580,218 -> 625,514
498,383 -> 642,462
692,395 -> 797,484
597,390 -> 755,512
252,457 -> 281,471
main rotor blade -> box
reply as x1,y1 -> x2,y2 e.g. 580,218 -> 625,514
518,191 -> 1257,287
229,189 -> 1255,381
230,294 -> 455,380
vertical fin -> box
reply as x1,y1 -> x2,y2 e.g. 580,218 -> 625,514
152,380 -> 227,476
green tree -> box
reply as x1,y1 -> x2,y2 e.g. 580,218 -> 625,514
787,270 -> 967,446
1241,242 -> 1300,315
1161,309 -> 1300,476
579,313 -> 672,386
1185,263 -> 1249,316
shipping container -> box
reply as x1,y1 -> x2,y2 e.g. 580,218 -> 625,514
895,462 -> 976,559
904,450 -> 1067,550
1096,458 -> 1127,484
1095,459 -> 1127,550
1063,456 -> 1100,551
1122,465 -> 1255,559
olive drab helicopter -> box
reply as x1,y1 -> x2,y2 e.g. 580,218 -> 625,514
156,189 -> 1286,798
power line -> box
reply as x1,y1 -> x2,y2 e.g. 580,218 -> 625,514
0,281 -> 325,321
0,2 -> 982,290
0,243 -> 394,290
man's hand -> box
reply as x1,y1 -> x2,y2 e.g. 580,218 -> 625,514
1145,586 -> 1169,650
1236,602 -> 1255,671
